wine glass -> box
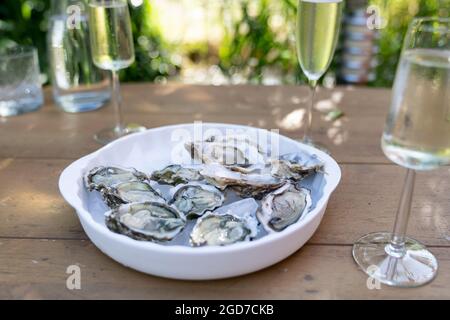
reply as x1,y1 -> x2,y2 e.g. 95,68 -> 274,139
296,0 -> 343,148
353,18 -> 450,287
88,0 -> 145,144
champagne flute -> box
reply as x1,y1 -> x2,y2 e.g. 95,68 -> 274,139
353,18 -> 450,287
296,0 -> 343,147
88,0 -> 145,144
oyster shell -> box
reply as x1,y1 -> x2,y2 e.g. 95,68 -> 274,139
85,166 -> 148,191
105,202 -> 186,241
104,181 -> 165,208
205,134 -> 266,154
271,152 -> 324,181
190,199 -> 259,247
151,164 -> 202,186
186,134 -> 266,167
169,183 -> 224,218
257,182 -> 312,232
201,164 -> 283,199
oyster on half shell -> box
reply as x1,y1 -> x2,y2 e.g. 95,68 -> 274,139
271,152 -> 324,181
85,166 -> 148,191
105,202 -> 186,241
104,181 -> 165,208
186,134 -> 266,167
257,182 -> 312,232
169,183 -> 224,218
201,164 -> 283,199
151,164 -> 203,186
190,199 -> 259,247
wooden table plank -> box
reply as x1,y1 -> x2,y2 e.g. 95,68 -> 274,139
1,158 -> 449,246
0,84 -> 389,163
0,239 -> 448,299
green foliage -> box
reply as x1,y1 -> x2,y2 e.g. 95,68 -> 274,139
218,0 -> 304,84
0,0 -> 177,83
370,0 -> 449,87
121,0 -> 179,83
0,0 -> 50,78
0,0 -> 448,87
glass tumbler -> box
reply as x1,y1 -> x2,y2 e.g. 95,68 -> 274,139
0,46 -> 44,117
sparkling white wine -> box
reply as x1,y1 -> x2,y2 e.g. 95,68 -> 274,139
88,0 -> 134,71
382,49 -> 450,170
296,0 -> 343,80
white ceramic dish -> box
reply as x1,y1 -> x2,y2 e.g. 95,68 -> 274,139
59,123 -> 341,280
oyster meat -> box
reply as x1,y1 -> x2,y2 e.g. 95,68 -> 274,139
85,166 -> 148,191
104,181 -> 165,208
201,164 -> 283,199
169,183 -> 224,218
271,152 -> 324,181
258,182 -> 312,232
205,134 -> 266,154
190,199 -> 259,247
105,202 -> 186,241
186,134 -> 266,167
151,164 -> 202,186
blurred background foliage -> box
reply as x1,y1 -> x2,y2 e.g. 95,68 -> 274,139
0,0 -> 448,87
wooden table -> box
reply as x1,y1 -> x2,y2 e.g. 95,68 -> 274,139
0,84 -> 449,299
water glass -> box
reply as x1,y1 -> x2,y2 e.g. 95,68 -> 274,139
48,0 -> 111,113
0,46 -> 44,117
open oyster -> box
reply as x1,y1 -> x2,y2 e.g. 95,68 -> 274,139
186,134 -> 266,167
190,199 -> 259,247
205,134 -> 266,154
105,202 -> 186,241
271,152 -> 324,181
151,164 -> 203,186
257,182 -> 312,232
169,183 -> 224,218
201,164 -> 283,199
85,166 -> 148,191
104,181 -> 165,208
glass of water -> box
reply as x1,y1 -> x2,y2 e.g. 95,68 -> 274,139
353,18 -> 450,287
48,0 -> 111,113
0,46 -> 44,117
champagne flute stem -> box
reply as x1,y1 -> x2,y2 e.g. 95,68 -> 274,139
303,79 -> 318,141
111,70 -> 125,134
386,169 -> 416,257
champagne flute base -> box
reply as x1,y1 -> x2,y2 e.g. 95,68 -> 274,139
94,124 -> 146,145
352,232 -> 438,288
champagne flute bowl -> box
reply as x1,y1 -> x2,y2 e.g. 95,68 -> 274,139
296,0 -> 343,149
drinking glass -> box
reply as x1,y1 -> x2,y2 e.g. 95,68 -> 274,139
0,46 -> 43,117
353,18 -> 450,287
48,0 -> 111,113
296,0 -> 343,147
88,0 -> 145,144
